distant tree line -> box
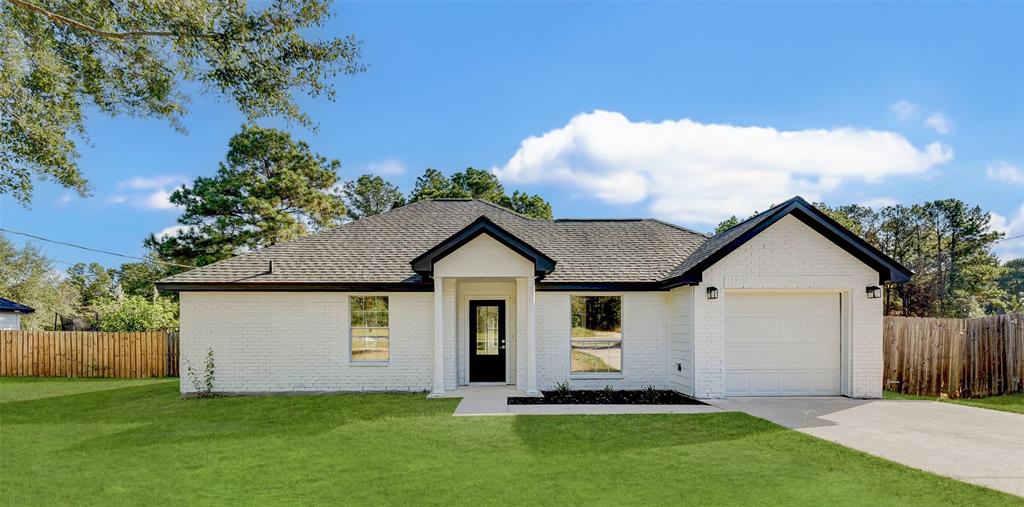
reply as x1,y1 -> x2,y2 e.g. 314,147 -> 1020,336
1,126 -> 553,330
146,126 -> 553,269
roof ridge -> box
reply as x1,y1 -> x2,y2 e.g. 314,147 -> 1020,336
644,218 -> 712,238
554,218 -> 644,222
466,198 -> 544,221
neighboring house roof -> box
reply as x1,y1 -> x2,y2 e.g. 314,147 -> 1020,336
156,196 -> 912,291
0,298 -> 35,314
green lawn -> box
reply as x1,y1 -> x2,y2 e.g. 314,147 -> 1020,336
884,390 -> 1024,415
1,379 -> 1017,506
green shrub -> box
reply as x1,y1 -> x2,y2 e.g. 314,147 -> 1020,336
93,296 -> 179,331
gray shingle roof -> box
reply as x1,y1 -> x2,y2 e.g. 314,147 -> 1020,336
158,199 -> 711,286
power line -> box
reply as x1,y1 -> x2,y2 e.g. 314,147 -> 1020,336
0,227 -> 193,268
997,233 -> 1024,243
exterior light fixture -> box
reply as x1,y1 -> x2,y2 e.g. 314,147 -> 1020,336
866,286 -> 882,299
706,286 -> 719,300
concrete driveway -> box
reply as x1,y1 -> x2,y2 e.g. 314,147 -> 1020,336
711,397 -> 1024,497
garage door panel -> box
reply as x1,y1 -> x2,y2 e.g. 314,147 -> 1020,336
779,372 -> 809,393
748,373 -> 780,394
725,292 -> 841,396
725,344 -> 751,368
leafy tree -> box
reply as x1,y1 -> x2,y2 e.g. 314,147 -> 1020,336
997,258 -> 1024,313
0,235 -> 79,329
409,168 -> 459,201
65,262 -> 117,311
342,174 -> 405,220
2,0 -> 364,205
715,216 -> 740,233
818,199 -> 1004,317
115,260 -> 178,301
505,191 -> 553,219
408,167 -> 553,219
146,126 -> 346,266
93,296 -> 179,331
450,167 -> 507,202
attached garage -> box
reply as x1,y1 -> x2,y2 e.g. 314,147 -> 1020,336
725,291 -> 842,396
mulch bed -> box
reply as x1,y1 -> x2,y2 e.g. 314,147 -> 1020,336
507,389 -> 706,405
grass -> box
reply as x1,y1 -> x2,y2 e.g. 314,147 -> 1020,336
0,379 -> 1017,506
884,390 -> 1024,415
570,348 -> 616,373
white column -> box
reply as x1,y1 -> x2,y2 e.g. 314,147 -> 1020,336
515,277 -> 528,390
526,276 -> 538,395
431,277 -> 445,396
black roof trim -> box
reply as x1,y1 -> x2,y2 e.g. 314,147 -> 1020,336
410,216 -> 557,279
157,282 -> 433,293
660,196 -> 913,287
537,281 -> 667,291
0,297 -> 36,313
554,218 -> 644,222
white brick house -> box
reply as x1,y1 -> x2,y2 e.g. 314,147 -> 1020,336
158,196 -> 910,399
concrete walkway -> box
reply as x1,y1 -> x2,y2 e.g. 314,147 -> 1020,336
711,397 -> 1024,497
439,386 -> 723,417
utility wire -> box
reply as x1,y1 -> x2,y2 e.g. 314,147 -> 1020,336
996,233 -> 1024,243
0,227 -> 193,268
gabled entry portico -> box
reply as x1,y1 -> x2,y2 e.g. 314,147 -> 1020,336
412,217 -> 554,396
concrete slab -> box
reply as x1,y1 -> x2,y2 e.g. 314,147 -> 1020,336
711,397 -> 1024,497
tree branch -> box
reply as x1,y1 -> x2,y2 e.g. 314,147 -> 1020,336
6,0 -> 217,39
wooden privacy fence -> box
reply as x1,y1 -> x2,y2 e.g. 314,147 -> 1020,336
884,314 -> 1023,398
0,331 -> 179,378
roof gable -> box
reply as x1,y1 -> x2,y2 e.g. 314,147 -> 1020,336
663,196 -> 912,287
411,216 -> 556,279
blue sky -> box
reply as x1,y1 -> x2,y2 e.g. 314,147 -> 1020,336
2,1 -> 1022,269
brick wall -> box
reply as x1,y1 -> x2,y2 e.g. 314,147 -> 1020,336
667,287 -> 695,395
179,292 -> 434,394
536,292 -> 671,390
692,215 -> 883,398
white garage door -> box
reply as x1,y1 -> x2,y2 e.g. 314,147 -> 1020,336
725,292 -> 841,396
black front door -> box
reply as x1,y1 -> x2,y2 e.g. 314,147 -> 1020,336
469,300 -> 506,382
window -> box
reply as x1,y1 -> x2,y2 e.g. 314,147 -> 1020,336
570,295 -> 622,374
350,296 -> 389,362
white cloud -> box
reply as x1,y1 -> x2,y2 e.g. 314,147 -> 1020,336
155,225 -> 188,239
986,161 -> 1024,185
358,158 -> 406,176
118,175 -> 185,190
859,197 -> 899,209
113,174 -> 186,210
890,100 -> 919,120
143,189 -> 179,210
991,204 -> 1024,261
494,110 -> 954,224
924,112 -> 953,134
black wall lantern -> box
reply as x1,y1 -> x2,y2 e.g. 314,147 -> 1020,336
866,286 -> 882,299
706,286 -> 719,300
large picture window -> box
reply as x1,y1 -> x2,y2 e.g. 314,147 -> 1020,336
570,295 -> 622,374
350,296 -> 389,362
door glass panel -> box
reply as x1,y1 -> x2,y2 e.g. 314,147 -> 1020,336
475,305 -> 500,356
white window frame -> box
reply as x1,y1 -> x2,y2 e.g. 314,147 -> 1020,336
349,295 -> 390,366
568,293 -> 624,379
